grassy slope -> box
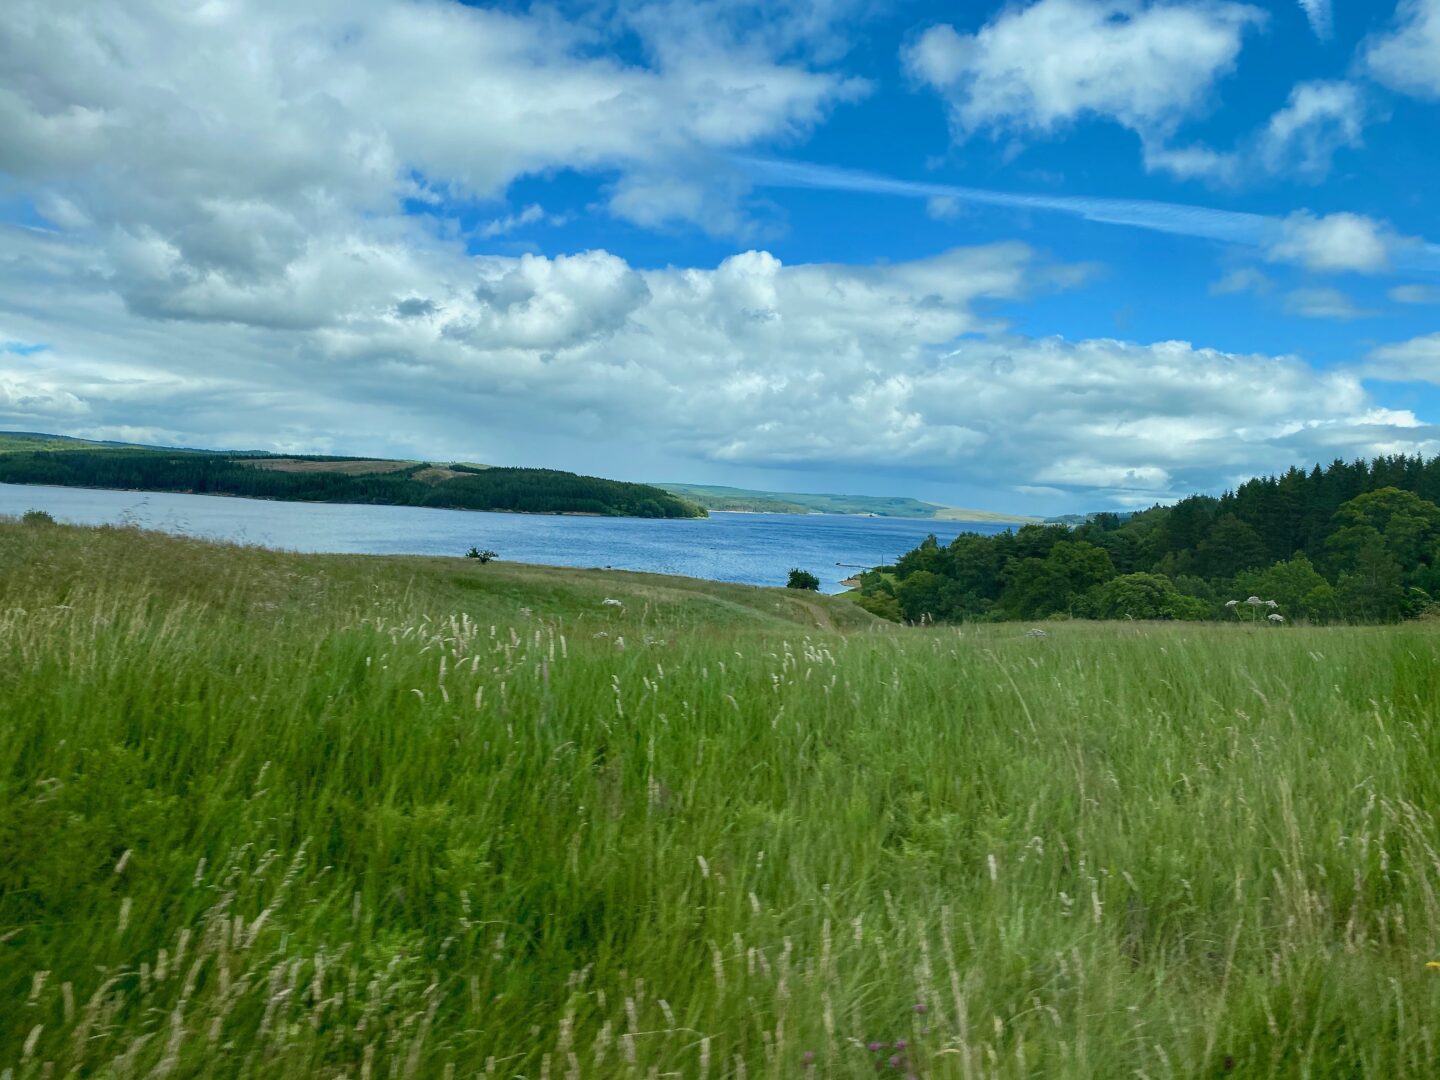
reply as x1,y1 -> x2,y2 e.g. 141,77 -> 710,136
654,482 -> 1040,524
4,521 -> 1440,1077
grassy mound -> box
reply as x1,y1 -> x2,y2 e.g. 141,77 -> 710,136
3,520 -> 1440,1077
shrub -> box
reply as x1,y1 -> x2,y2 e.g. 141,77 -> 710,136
465,547 -> 498,563
786,568 -> 820,591
21,509 -> 56,526
853,591 -> 902,621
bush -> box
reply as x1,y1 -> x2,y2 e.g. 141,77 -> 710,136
465,547 -> 498,563
21,509 -> 56,526
852,591 -> 902,621
1089,572 -> 1209,620
786,568 -> 820,591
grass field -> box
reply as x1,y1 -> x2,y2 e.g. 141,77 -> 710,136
652,483 -> 1039,525
4,518 -> 1440,1078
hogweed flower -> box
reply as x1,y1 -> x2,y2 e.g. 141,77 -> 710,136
1268,613 -> 1284,623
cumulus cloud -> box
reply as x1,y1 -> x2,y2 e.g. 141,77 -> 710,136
903,2 -> 1367,186
1147,79 -> 1367,183
1365,0 -> 1440,99
5,224 -> 1435,507
1254,81 -> 1365,177
1266,211 -> 1410,274
0,0 -> 866,279
904,0 -> 1263,144
1366,333 -> 1440,383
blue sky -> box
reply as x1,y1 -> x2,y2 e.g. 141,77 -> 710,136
1,0 -> 1438,512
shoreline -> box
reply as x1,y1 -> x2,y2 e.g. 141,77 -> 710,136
0,480 -> 707,521
0,480 -> 1033,527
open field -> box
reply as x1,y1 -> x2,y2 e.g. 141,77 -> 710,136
653,483 -> 1039,524
245,458 -> 421,476
4,520 -> 1440,1077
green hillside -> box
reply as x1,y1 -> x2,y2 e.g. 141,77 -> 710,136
0,432 -> 705,519
655,481 -> 1038,523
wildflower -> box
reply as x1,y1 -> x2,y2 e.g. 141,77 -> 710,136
894,1040 -> 908,1050
1245,596 -> 1263,606
1268,613 -> 1284,623
803,1051 -> 815,1065
913,1003 -> 928,1014
1225,599 -> 1239,607
1265,599 -> 1279,608
1427,961 -> 1440,970
867,1042 -> 884,1052
888,1055 -> 901,1069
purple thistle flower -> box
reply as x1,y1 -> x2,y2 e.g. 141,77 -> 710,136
803,1051 -> 815,1065
888,1055 -> 901,1069
894,1039 -> 907,1050
868,1041 -> 884,1052
913,1003 -> 928,1014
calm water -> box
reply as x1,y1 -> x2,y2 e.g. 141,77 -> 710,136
0,483 -> 1014,593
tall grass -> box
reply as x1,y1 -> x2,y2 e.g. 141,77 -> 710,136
3,520 -> 1440,1077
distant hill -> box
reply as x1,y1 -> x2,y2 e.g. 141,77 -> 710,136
0,432 -> 706,519
654,482 -> 1039,524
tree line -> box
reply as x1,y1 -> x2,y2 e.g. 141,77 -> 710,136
0,450 -> 707,519
856,455 -> 1440,624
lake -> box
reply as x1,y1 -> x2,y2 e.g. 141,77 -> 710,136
0,483 -> 1016,593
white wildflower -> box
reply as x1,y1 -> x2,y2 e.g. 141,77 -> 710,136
1268,613 -> 1285,623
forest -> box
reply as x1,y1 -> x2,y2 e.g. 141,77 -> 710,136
0,448 -> 707,519
857,454 -> 1440,624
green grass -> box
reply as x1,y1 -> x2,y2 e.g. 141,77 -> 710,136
4,519 -> 1440,1077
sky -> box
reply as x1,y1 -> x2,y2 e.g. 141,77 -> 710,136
1,0 -> 1438,513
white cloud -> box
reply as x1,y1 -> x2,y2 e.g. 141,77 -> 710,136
904,0 -> 1264,142
1298,0 -> 1332,39
1390,284 -> 1440,304
4,224 -> 1435,505
1146,79 -> 1366,183
1366,333 -> 1440,382
1365,0 -> 1440,99
0,0 -> 866,262
1254,81 -> 1365,178
1210,267 -> 1272,295
926,196 -> 963,221
1266,211 -> 1409,274
903,3 -> 1367,186
479,205 -> 557,240
1282,287 -> 1375,320
0,375 -> 90,419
